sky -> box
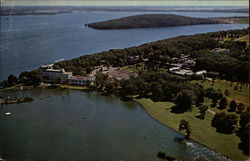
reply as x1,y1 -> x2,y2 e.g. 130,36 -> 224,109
1,0 -> 249,6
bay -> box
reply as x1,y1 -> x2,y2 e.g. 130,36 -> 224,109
0,11 -> 248,80
0,89 -> 229,160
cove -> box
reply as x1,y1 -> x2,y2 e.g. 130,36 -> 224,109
0,11 -> 248,80
0,89 -> 229,160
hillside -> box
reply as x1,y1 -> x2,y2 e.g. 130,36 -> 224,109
86,14 -> 219,29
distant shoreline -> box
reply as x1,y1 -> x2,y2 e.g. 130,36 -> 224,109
0,7 -> 249,16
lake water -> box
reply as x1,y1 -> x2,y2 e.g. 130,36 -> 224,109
0,89 -> 229,160
0,10 -> 248,160
0,11 -> 248,80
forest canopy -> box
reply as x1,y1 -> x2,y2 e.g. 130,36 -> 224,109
86,14 -> 219,29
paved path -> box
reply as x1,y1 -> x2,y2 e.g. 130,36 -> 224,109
207,109 -> 216,115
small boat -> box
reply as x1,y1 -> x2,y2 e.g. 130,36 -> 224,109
5,112 -> 11,116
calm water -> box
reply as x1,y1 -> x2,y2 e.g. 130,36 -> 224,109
0,89 -> 229,160
0,11 -> 248,80
0,11 -> 248,160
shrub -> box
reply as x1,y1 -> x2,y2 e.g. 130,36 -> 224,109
157,151 -> 166,159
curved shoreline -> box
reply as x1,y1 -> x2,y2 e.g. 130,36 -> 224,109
134,100 -> 232,161
0,86 -> 243,160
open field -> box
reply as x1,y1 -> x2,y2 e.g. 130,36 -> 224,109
214,17 -> 249,24
193,80 -> 249,106
135,98 -> 248,161
237,34 -> 249,46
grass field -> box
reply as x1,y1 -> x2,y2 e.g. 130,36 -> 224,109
237,34 -> 249,46
232,17 -> 249,24
214,17 -> 249,24
135,80 -> 249,161
193,80 -> 249,106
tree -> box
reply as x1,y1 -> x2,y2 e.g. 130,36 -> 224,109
210,98 -> 217,108
179,119 -> 191,139
237,103 -> 246,114
7,74 -> 18,86
228,100 -> 237,112
119,79 -> 137,99
198,105 -> 208,119
237,111 -> 250,155
175,90 -> 193,112
151,82 -> 163,101
19,70 -> 42,86
239,111 -> 250,128
94,72 -> 108,91
238,123 -> 250,155
218,97 -> 228,109
224,89 -> 230,96
0,80 -> 8,88
204,88 -> 223,102
211,112 -> 238,134
51,77 -> 61,84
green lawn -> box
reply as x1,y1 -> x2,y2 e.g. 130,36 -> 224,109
232,17 -> 249,24
193,80 -> 249,106
238,34 -> 249,46
135,98 -> 248,161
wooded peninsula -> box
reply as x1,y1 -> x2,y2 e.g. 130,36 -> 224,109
86,14 -> 219,29
1,28 -> 249,160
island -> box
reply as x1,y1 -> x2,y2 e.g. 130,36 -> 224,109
0,28 -> 249,160
85,14 -> 219,29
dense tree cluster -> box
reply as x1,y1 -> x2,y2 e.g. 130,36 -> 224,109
92,71 -> 204,103
195,53 -> 248,82
55,33 -> 218,75
218,97 -> 228,109
86,14 -> 218,29
0,70 -> 42,88
174,90 -> 194,112
237,111 -> 250,155
55,28 -> 248,82
209,28 -> 249,39
211,112 -> 238,134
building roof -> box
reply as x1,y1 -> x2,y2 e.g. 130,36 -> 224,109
40,64 -> 54,68
195,70 -> 207,75
44,69 -> 62,73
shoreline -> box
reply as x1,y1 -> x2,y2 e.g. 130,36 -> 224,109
0,85 -> 245,160
133,100 -> 232,161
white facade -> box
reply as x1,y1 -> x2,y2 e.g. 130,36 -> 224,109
195,70 -> 207,76
68,76 -> 94,86
42,68 -> 73,83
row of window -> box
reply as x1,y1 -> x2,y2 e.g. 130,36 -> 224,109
70,79 -> 87,83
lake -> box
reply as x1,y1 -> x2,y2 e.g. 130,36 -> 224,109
0,89 -> 229,160
0,10 -> 248,160
0,11 -> 248,80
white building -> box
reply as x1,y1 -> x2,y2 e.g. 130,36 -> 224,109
41,68 -> 73,83
182,60 -> 196,68
211,48 -> 230,53
195,70 -> 207,76
68,76 -> 95,86
169,67 -> 181,72
40,64 -> 54,70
